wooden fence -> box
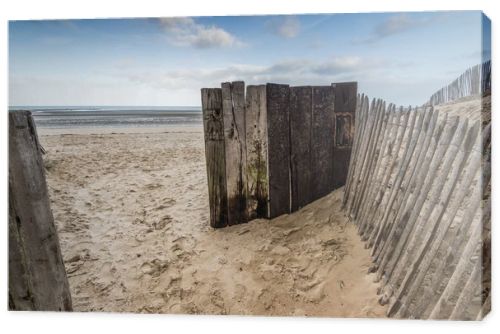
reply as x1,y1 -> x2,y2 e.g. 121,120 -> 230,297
427,60 -> 491,106
202,82 -> 357,228
9,110 -> 73,311
343,91 -> 490,319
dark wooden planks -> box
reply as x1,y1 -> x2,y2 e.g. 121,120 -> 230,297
201,88 -> 228,228
289,86 -> 313,211
266,83 -> 291,218
245,85 -> 269,219
333,82 -> 358,114
222,81 -> 248,225
310,86 -> 335,200
332,82 -> 357,188
9,110 -> 72,311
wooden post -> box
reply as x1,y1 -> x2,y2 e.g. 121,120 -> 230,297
201,88 -> 228,228
289,86 -> 313,212
310,86 -> 335,200
332,82 -> 357,189
266,83 -> 291,218
9,110 -> 72,311
222,81 -> 248,225
245,85 -> 269,219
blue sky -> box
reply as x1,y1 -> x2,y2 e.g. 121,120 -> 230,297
9,11 -> 490,106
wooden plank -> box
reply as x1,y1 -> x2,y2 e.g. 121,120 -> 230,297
345,95 -> 370,213
357,105 -> 398,236
311,86 -> 335,200
245,85 -> 269,219
289,86 -> 313,212
373,109 -> 439,262
333,82 -> 358,114
9,110 -> 72,311
349,98 -> 379,220
222,81 -> 248,225
342,94 -> 364,208
266,83 -> 291,218
428,210 -> 483,319
332,82 -> 357,188
390,124 -> 481,318
376,116 -> 460,285
352,100 -> 387,221
201,88 -> 228,228
381,118 -> 468,289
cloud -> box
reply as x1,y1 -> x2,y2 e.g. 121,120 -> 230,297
120,55 -> 378,92
158,17 -> 242,48
267,16 -> 300,38
311,56 -> 363,75
355,13 -> 436,44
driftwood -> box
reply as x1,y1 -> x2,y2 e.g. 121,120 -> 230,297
9,110 -> 72,311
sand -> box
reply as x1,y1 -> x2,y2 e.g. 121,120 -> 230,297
38,126 -> 386,317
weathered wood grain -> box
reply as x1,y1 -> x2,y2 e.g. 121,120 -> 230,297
222,81 -> 248,225
266,83 -> 291,218
9,110 -> 72,311
332,82 -> 357,188
310,86 -> 335,200
289,86 -> 313,211
245,85 -> 269,219
201,88 -> 228,228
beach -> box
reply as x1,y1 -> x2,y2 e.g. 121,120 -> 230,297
37,122 -> 386,317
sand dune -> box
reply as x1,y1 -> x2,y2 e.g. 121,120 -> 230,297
39,127 -> 386,317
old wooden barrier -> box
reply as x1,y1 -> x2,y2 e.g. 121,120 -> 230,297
343,62 -> 491,319
9,110 -> 72,311
202,81 -> 357,227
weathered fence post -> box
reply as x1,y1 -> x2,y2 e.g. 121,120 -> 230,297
201,88 -> 228,228
332,82 -> 357,188
245,85 -> 270,219
266,83 -> 291,218
222,81 -> 248,225
9,110 -> 72,311
310,86 -> 336,201
289,86 -> 313,211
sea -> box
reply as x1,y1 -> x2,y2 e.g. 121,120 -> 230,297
8,106 -> 203,130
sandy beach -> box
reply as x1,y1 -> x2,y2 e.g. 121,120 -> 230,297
37,125 -> 386,317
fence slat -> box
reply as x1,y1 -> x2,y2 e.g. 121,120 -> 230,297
310,86 -> 336,200
266,83 -> 291,218
222,81 -> 248,225
290,86 -> 313,211
202,88 -> 228,228
245,85 -> 269,219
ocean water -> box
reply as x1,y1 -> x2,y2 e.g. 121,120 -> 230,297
9,106 -> 203,129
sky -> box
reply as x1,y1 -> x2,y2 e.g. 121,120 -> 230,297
9,11 -> 490,107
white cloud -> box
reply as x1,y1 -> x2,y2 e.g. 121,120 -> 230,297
355,13 -> 438,44
120,55 -> 378,93
158,17 -> 242,48
267,16 -> 300,39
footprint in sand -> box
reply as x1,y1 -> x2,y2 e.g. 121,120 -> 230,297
140,259 -> 169,277
152,215 -> 173,230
